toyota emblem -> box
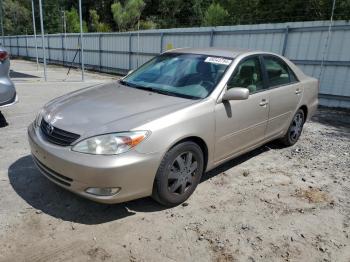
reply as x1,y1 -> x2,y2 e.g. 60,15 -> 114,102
46,123 -> 54,135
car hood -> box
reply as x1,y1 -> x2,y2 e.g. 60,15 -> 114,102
43,82 -> 196,136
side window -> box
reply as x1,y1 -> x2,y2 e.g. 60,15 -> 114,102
289,68 -> 298,83
227,57 -> 264,94
264,56 -> 296,87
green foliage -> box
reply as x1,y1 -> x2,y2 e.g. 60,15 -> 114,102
89,9 -> 111,32
43,0 -> 61,34
111,0 -> 145,31
111,2 -> 123,30
139,19 -> 157,30
3,0 -> 31,35
156,0 -> 207,28
202,3 -> 229,26
223,0 -> 350,24
2,0 -> 350,35
66,8 -> 88,33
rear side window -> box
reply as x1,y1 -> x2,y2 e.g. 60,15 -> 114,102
263,56 -> 297,87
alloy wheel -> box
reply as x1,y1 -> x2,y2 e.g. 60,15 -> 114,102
290,112 -> 304,142
167,151 -> 198,195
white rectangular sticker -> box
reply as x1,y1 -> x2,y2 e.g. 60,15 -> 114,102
205,57 -> 232,65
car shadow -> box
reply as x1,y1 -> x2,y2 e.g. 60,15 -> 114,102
8,143 -> 276,225
201,144 -> 271,182
10,70 -> 40,79
311,107 -> 350,135
0,111 -> 8,128
8,155 -> 167,225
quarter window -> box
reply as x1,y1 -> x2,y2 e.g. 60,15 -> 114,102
264,56 -> 297,87
227,57 -> 264,94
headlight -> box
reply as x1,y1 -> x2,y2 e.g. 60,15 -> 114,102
72,131 -> 149,155
34,109 -> 45,127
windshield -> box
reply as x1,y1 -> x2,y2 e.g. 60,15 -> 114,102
121,53 -> 232,99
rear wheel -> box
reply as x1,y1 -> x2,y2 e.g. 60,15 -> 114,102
280,109 -> 305,146
152,141 -> 204,206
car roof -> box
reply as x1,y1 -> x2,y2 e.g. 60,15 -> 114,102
165,47 -> 307,81
165,47 -> 252,58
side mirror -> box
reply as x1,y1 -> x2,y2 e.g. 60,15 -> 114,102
222,87 -> 249,101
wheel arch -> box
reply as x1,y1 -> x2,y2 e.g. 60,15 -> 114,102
299,105 -> 308,120
168,136 -> 209,172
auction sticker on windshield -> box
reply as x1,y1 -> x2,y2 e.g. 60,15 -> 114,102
204,57 -> 232,65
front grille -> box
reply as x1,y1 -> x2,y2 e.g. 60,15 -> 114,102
33,156 -> 73,187
40,119 -> 80,146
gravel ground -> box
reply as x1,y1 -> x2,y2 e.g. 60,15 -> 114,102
0,60 -> 349,262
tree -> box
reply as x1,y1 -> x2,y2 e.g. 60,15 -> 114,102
3,0 -> 32,35
43,0 -> 61,33
202,3 -> 229,26
156,0 -> 206,28
2,0 -> 350,35
111,0 -> 145,31
139,19 -> 157,29
89,9 -> 111,32
66,7 -> 88,33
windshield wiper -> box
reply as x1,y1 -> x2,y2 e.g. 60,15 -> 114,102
142,87 -> 173,96
119,80 -> 198,100
119,80 -> 152,91
119,79 -> 136,87
120,80 -> 166,94
134,86 -> 190,98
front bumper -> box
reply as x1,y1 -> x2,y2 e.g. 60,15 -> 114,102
0,92 -> 18,108
27,123 -> 162,204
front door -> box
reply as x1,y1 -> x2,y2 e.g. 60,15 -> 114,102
214,56 -> 269,163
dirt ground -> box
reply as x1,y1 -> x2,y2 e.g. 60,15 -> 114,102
0,60 -> 349,262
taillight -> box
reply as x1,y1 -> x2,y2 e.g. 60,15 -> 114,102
0,51 -> 8,61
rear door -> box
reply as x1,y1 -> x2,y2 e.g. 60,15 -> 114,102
262,55 -> 303,139
214,55 -> 269,163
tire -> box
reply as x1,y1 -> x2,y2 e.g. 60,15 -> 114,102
280,109 -> 305,146
152,141 -> 204,207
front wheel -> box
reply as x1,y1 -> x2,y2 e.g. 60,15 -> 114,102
280,109 -> 305,146
152,141 -> 204,207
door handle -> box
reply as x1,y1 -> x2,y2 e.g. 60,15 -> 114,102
295,89 -> 302,94
259,99 -> 269,106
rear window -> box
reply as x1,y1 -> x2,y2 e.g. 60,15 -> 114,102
264,56 -> 298,87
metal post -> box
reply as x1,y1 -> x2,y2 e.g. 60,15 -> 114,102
61,34 -> 64,65
282,26 -> 289,56
99,34 -> 102,71
0,0 -> 4,46
128,33 -> 131,70
38,0 -> 47,81
319,0 -> 337,83
16,36 -> 19,56
31,0 -> 39,70
47,35 -> 50,62
63,10 -> 67,66
159,33 -> 164,53
136,19 -> 140,68
78,0 -> 85,81
209,29 -> 214,47
25,33 -> 28,57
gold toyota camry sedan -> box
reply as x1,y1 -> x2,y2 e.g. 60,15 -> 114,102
28,48 -> 318,206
